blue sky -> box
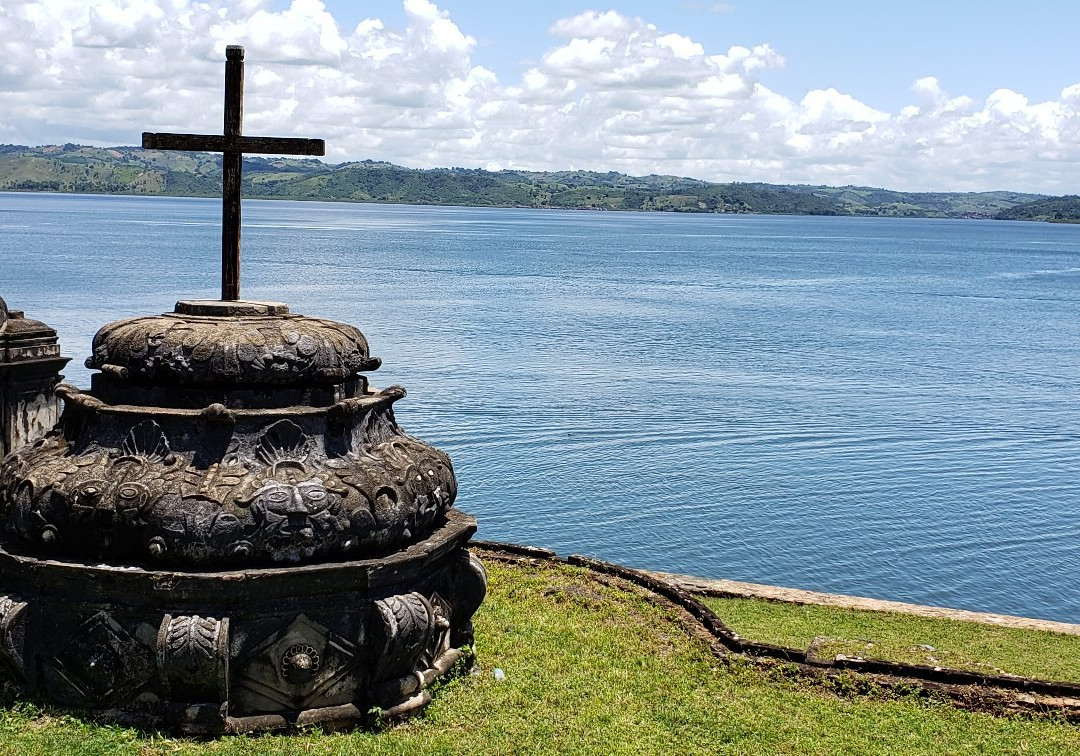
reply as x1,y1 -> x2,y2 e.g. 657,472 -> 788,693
316,0 -> 1080,113
3,1 -> 1080,192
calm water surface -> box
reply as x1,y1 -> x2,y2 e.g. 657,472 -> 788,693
3,192 -> 1079,622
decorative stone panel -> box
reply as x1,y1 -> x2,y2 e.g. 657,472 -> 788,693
158,614 -> 230,701
41,611 -> 156,708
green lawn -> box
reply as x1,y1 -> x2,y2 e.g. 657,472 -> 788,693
701,595 -> 1080,683
0,559 -> 1076,755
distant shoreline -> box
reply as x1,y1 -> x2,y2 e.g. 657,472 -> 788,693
4,187 -> 1074,225
3,143 -> 1078,222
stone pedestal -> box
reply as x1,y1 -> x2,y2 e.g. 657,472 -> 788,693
0,511 -> 485,733
0,299 -> 485,732
0,297 -> 70,459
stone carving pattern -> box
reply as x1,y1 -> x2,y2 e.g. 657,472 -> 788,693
256,419 -> 310,466
232,613 -> 359,712
45,611 -> 155,707
422,593 -> 454,669
85,314 -> 380,386
443,550 -> 488,647
0,594 -> 28,687
122,419 -> 172,462
158,614 -> 229,700
373,592 -> 436,684
1,410 -> 456,565
281,643 -> 321,683
162,615 -> 222,664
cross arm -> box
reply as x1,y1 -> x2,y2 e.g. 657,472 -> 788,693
142,132 -> 325,156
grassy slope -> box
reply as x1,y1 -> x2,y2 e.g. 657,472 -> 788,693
0,560 -> 1076,755
702,596 -> 1080,683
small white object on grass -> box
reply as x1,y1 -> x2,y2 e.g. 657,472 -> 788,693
493,668 -> 506,681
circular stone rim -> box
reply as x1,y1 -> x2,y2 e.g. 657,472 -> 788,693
0,510 -> 476,605
85,304 -> 381,386
175,299 -> 291,316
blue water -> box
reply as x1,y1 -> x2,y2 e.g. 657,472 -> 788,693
3,192 -> 1080,623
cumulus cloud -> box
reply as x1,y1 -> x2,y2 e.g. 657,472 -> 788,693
1,0 -> 1078,192
549,9 -> 646,40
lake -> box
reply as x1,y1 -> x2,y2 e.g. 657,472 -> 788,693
2,191 -> 1079,622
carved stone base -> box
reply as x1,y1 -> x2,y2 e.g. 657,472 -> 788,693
0,510 -> 486,734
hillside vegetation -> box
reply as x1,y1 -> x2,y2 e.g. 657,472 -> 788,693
0,143 -> 1062,220
995,195 -> 1080,222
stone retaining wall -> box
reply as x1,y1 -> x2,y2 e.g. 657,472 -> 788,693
651,571 -> 1080,637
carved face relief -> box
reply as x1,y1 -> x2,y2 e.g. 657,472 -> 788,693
248,479 -> 348,561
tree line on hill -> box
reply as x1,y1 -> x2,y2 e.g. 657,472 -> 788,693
1,143 -> 1077,222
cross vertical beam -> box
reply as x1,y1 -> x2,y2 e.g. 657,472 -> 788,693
222,46 -> 244,301
142,46 -> 325,303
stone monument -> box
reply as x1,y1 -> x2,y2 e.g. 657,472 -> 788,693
0,47 -> 485,733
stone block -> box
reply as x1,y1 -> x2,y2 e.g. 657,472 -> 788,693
0,297 -> 70,458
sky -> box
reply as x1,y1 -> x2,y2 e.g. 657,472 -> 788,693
2,0 -> 1079,193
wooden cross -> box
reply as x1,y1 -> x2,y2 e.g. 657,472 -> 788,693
142,45 -> 325,301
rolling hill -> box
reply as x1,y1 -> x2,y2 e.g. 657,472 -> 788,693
0,143 -> 1058,220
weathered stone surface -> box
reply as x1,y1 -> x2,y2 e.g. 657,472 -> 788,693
2,387 -> 455,565
1,300 -> 457,567
175,300 -> 291,317
0,512 -> 482,732
0,295 -> 484,730
158,614 -> 230,701
85,306 -> 381,388
0,297 -> 70,458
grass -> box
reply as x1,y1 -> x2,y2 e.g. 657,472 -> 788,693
700,595 -> 1080,682
0,559 -> 1076,754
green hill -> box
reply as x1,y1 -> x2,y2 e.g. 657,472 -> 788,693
0,143 -> 1058,219
995,195 -> 1080,222
763,184 -> 1044,219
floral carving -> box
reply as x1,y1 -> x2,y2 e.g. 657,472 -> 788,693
280,643 -> 321,683
157,614 -> 229,701
85,311 -> 381,386
1,305 -> 458,566
373,593 -> 436,682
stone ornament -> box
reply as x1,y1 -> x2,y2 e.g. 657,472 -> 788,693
41,611 -> 157,708
158,614 -> 230,701
85,304 -> 381,387
0,300 -> 484,731
1,305 -> 456,566
0,594 -> 28,689
281,643 -> 321,682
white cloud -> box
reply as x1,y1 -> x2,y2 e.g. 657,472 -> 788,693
549,10 -> 646,40
1,0 -> 1078,192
